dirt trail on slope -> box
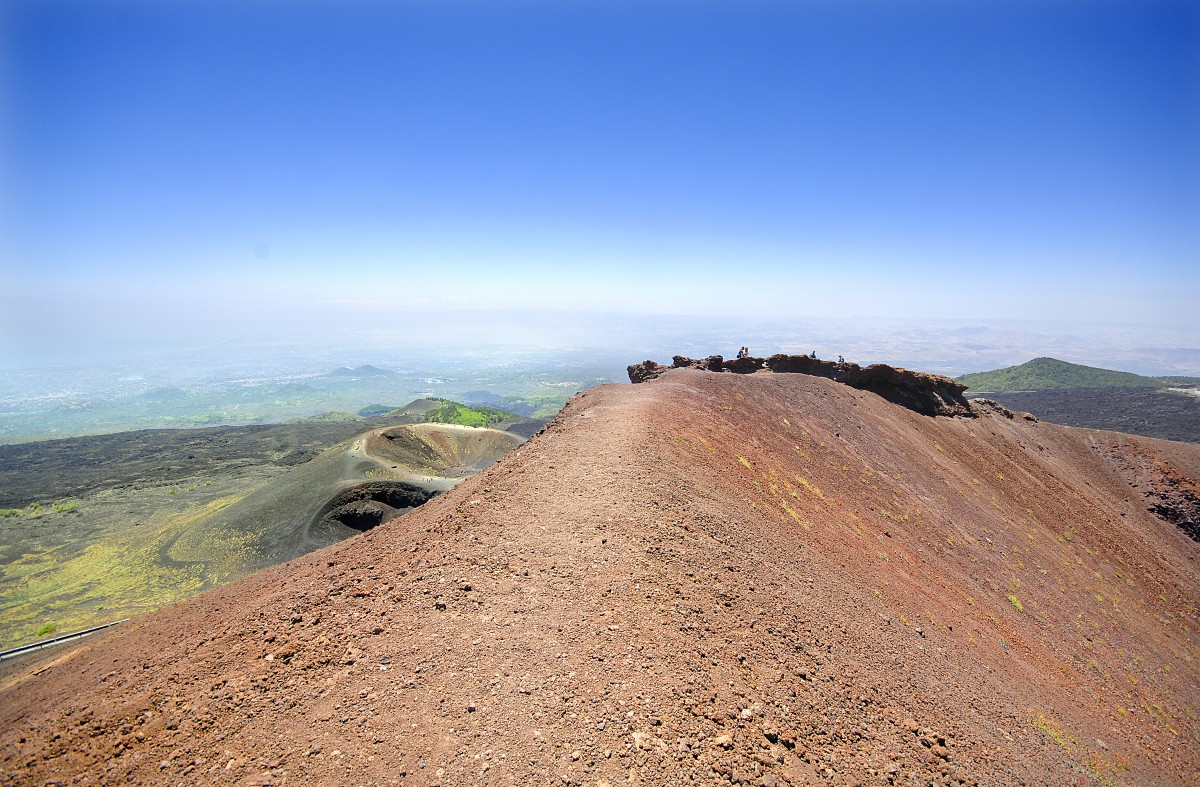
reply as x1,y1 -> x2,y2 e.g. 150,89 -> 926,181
1,369 -> 1198,786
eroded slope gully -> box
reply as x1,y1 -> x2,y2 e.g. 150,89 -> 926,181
2,368 -> 1198,786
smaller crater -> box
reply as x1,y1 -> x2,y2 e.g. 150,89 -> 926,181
312,481 -> 440,533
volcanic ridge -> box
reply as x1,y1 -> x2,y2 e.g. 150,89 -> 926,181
2,364 -> 1198,786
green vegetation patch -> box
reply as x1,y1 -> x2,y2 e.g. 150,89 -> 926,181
958,357 -> 1164,392
0,494 -> 245,650
0,536 -> 204,649
0,500 -> 81,518
425,400 -> 520,428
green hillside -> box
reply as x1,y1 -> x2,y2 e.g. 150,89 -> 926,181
423,400 -> 520,428
958,357 -> 1164,392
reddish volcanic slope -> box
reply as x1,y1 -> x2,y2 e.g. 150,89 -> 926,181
2,368 -> 1198,786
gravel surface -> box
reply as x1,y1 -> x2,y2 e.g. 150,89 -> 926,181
2,368 -> 1198,785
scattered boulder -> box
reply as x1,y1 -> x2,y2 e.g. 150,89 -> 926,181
669,355 -> 725,372
764,354 -> 830,376
970,398 -> 1014,418
724,356 -> 764,374
627,360 -> 671,384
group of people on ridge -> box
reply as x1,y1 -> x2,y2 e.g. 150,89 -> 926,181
734,347 -> 847,365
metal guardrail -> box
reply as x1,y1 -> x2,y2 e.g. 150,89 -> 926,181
0,619 -> 129,661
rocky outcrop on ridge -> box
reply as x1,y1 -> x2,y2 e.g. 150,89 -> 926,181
628,354 -> 972,417
626,359 -> 671,384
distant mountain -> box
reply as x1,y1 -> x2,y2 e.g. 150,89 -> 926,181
958,357 -> 1166,392
327,364 -> 392,377
285,410 -> 363,423
461,390 -> 539,417
460,390 -> 503,406
356,403 -> 395,417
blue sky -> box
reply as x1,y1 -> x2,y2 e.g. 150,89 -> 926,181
2,0 -> 1198,365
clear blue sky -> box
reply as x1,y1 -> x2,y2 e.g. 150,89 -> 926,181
2,0 -> 1197,363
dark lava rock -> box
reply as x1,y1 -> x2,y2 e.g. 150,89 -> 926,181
634,353 -> 972,418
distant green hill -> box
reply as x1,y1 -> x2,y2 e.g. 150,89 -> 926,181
381,398 -> 533,431
958,357 -> 1165,392
423,400 -> 522,428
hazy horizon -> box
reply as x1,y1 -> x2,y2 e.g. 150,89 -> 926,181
4,310 -> 1198,378
3,1 -> 1197,375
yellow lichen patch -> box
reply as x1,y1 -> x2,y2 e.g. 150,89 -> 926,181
737,455 -> 753,470
0,537 -> 205,650
1031,713 -> 1077,749
1031,713 -> 1127,785
0,494 -> 247,650
781,503 -> 811,530
794,476 -> 824,498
